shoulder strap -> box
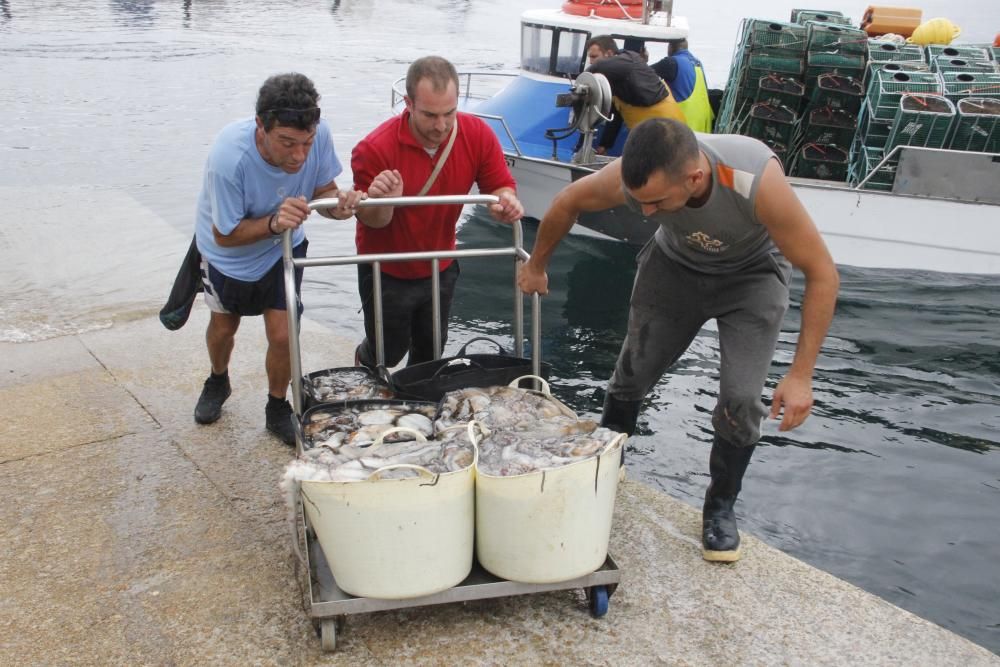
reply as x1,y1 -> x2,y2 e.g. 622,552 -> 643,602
417,118 -> 459,197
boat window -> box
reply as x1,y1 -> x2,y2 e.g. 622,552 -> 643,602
554,29 -> 589,77
521,23 -> 590,77
521,24 -> 554,75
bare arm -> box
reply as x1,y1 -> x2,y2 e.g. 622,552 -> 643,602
355,169 -> 403,229
518,159 -> 627,294
755,159 -> 840,430
212,180 -> 362,247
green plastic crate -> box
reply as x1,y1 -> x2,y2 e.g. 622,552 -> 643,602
747,103 -> 799,146
858,146 -> 897,190
864,60 -> 930,87
801,107 -> 857,146
809,72 -> 865,113
886,94 -> 956,150
867,41 -> 925,64
868,69 -> 942,120
791,143 -> 850,181
745,20 -> 808,53
949,97 -> 1000,152
939,72 -> 1000,103
805,21 -> 868,54
926,45 -> 992,62
791,9 -> 851,25
860,99 -> 892,147
930,56 -> 998,75
755,74 -> 807,110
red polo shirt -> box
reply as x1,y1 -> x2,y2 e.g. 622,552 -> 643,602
352,110 -> 517,279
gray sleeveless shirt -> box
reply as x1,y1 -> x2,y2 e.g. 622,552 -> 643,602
623,134 -> 778,274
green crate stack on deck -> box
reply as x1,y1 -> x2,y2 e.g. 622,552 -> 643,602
939,72 -> 1000,104
948,97 -> 1000,152
865,41 -> 925,85
783,14 -> 867,181
992,47 -> 1000,62
886,94 -> 956,151
715,18 -> 807,134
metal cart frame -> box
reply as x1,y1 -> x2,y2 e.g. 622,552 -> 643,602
280,195 -> 621,651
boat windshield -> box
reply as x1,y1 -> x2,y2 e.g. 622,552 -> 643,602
521,22 -> 590,78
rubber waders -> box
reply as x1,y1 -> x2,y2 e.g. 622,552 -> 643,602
600,393 -> 643,465
702,438 -> 756,562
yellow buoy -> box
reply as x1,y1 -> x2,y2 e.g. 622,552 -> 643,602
906,17 -> 961,45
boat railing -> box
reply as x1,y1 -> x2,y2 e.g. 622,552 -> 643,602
391,72 -> 525,157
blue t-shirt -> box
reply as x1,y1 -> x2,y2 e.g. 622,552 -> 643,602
194,117 -> 341,281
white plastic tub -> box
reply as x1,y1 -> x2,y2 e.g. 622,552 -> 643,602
475,432 -> 625,584
300,429 -> 475,599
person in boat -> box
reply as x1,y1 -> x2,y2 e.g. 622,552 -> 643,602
647,39 -> 716,133
191,72 -> 364,445
584,35 -> 686,155
351,55 -> 523,369
517,118 -> 840,563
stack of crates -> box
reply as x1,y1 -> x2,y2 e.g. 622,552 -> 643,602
716,19 -> 807,135
865,41 -> 925,84
786,13 -> 868,180
803,22 -> 868,89
949,97 -> 1000,153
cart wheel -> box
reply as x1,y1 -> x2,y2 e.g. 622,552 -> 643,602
320,618 -> 338,652
589,585 -> 610,618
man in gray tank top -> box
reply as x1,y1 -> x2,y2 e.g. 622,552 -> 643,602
518,118 -> 840,563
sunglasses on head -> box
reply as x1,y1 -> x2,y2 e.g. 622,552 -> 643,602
261,106 -> 321,126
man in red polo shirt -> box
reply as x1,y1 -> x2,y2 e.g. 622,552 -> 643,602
352,55 -> 523,368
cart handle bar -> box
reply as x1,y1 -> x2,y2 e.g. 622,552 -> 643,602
309,194 -> 499,211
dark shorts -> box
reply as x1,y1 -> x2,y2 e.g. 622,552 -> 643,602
200,240 -> 308,317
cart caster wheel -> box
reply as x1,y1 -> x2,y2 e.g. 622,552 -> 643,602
319,618 -> 340,652
589,585 -> 610,618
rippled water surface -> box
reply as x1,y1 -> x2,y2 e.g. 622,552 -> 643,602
2,0 -> 998,654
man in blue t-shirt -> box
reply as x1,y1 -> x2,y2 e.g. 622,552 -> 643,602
192,72 -> 363,445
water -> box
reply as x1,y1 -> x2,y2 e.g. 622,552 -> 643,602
2,0 -> 998,654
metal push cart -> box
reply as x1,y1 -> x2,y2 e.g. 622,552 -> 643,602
281,195 -> 621,652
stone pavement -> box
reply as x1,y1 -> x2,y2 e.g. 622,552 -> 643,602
2,306 -> 998,666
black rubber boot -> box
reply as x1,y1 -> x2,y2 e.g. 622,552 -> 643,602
600,393 -> 643,469
702,437 -> 756,562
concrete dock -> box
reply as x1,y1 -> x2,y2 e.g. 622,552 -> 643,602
3,303 -> 998,665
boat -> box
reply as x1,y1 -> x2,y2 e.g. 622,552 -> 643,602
391,0 -> 1000,275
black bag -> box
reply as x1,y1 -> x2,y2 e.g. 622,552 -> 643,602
390,337 -> 551,402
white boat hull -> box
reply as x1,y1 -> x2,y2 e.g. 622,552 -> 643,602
506,154 -> 1000,275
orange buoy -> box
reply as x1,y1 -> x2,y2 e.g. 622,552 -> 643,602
994,32 -> 1000,47
562,0 -> 643,20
